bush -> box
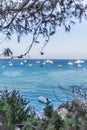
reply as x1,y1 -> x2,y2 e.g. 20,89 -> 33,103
49,111 -> 64,130
0,89 -> 31,129
44,104 -> 53,118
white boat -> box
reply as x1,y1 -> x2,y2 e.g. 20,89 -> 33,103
20,61 -> 24,65
74,60 -> 85,64
28,64 -> 33,66
67,61 -> 73,65
24,59 -> 27,63
45,59 -> 54,64
77,64 -> 81,67
57,64 -> 62,68
2,65 -> 6,68
38,96 -> 51,104
9,62 -> 13,66
8,60 -> 13,66
36,61 -> 40,64
43,61 -> 46,65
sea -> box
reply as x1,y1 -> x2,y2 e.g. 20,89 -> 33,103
0,59 -> 87,112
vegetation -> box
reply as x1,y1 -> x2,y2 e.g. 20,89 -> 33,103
0,1 -> 87,129
0,88 -> 87,130
0,89 -> 31,129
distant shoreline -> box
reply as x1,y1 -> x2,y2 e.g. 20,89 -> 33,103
0,57 -> 87,60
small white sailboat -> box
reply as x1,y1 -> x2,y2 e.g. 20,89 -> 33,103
38,96 -> 51,104
45,59 -> 54,64
2,65 -> 6,68
77,64 -> 81,67
36,61 -> 40,64
8,60 -> 13,66
28,64 -> 32,66
74,60 -> 85,64
43,61 -> 46,65
57,64 -> 62,68
24,59 -> 27,63
9,63 -> 13,66
20,61 -> 24,65
9,62 -> 13,66
67,61 -> 73,65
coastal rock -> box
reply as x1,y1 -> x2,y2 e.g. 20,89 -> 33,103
57,107 -> 68,120
15,127 -> 20,130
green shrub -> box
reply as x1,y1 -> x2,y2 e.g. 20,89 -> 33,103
0,89 -> 31,129
49,111 -> 64,130
44,104 -> 53,118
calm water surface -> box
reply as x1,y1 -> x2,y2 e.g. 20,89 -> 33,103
0,59 -> 87,111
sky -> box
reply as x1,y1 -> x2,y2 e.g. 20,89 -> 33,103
0,19 -> 87,59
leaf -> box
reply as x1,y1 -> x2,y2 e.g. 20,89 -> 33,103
17,35 -> 20,43
50,31 -> 55,35
45,39 -> 48,42
70,20 -> 76,25
35,41 -> 40,43
65,25 -> 71,32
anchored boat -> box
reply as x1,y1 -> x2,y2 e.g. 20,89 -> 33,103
38,96 -> 51,104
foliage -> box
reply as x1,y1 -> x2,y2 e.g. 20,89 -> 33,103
49,111 -> 64,130
62,98 -> 87,130
44,104 -> 53,118
46,125 -> 56,130
0,0 -> 87,57
3,48 -> 13,57
0,89 -> 31,129
0,0 -> 87,38
0,88 -> 87,130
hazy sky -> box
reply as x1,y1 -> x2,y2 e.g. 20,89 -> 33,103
0,19 -> 87,59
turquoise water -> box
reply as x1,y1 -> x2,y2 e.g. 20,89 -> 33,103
0,59 -> 87,111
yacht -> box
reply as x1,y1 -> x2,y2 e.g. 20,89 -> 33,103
28,64 -> 32,66
8,60 -> 13,66
20,61 -> 24,65
9,62 -> 13,66
2,65 -> 6,68
74,60 -> 85,64
36,61 -> 40,64
45,59 -> 54,64
77,64 -> 81,67
67,61 -> 73,65
58,64 -> 62,68
23,59 -> 27,63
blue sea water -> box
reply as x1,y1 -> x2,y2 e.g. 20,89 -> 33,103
0,59 -> 87,111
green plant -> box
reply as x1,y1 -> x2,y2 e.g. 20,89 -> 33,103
0,89 -> 31,129
49,111 -> 64,130
46,125 -> 56,130
44,104 -> 53,118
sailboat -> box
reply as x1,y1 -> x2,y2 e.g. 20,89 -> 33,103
45,59 -> 54,64
74,59 -> 85,64
67,61 -> 73,65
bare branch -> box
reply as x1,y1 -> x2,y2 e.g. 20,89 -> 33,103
0,0 -> 86,57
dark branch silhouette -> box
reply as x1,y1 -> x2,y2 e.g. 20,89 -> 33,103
3,48 -> 13,57
0,0 -> 87,57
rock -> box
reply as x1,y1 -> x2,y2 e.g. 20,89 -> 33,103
57,107 -> 68,120
15,127 -> 21,130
